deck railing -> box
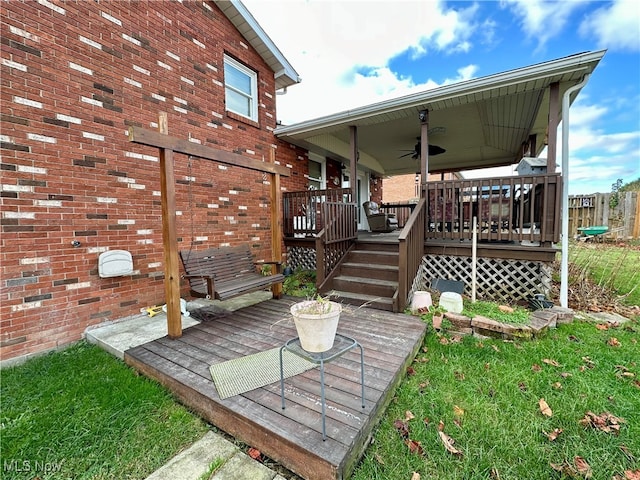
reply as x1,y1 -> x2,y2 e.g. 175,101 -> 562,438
283,188 -> 352,237
424,173 -> 562,244
397,198 -> 426,312
316,202 -> 358,287
379,202 -> 415,228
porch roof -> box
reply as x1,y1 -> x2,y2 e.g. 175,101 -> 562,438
274,50 -> 606,176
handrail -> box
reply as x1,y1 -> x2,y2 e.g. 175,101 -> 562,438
316,202 -> 357,288
283,188 -> 352,237
397,198 -> 426,312
423,173 -> 562,244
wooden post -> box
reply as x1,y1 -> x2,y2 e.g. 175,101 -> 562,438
158,112 -> 182,339
349,126 -> 358,204
547,82 -> 560,172
419,109 -> 429,197
270,147 -> 283,298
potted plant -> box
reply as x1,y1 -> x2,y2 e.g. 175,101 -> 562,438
290,295 -> 342,352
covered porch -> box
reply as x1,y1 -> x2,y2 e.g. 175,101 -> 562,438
277,51 -> 605,311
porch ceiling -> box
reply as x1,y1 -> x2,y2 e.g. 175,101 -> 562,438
275,50 -> 605,177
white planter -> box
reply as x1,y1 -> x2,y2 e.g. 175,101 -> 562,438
290,300 -> 342,352
410,291 -> 433,313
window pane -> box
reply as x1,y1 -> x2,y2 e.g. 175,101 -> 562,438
226,89 -> 250,117
226,63 -> 251,95
308,160 -> 321,179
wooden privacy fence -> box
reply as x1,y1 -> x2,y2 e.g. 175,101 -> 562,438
568,191 -> 639,239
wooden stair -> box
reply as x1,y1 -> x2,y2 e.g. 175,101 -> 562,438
325,241 -> 399,312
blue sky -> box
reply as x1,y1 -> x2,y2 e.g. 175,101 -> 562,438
243,0 -> 640,195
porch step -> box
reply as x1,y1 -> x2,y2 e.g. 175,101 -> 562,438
340,262 -> 398,280
348,249 -> 399,266
329,290 -> 396,312
332,275 -> 397,298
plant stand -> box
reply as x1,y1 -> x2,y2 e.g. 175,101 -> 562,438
279,333 -> 365,440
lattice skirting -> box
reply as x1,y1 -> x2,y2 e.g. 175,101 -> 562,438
286,246 -> 317,272
411,254 -> 553,304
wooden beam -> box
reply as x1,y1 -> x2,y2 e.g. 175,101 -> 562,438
156,113 -> 182,339
129,126 -> 290,177
419,109 -> 429,196
547,81 -> 560,172
270,147 -> 283,298
349,126 -> 358,203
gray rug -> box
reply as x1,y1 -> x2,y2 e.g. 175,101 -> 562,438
209,348 -> 317,399
189,305 -> 231,322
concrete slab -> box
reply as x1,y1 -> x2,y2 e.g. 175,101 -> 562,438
211,451 -> 280,480
578,311 -> 630,324
145,431 -> 238,480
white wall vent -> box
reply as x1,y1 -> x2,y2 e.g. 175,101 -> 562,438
98,250 -> 134,278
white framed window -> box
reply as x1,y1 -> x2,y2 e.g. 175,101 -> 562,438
224,55 -> 258,122
307,154 -> 326,190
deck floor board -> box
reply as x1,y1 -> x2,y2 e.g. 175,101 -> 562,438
125,297 -> 426,480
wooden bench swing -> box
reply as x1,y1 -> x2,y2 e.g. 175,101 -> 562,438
179,244 -> 284,301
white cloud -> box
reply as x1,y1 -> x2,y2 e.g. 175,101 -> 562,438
579,0 -> 640,52
500,0 -> 589,51
244,0 -> 484,123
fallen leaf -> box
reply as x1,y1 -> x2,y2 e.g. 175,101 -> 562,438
491,344 -> 500,352
423,417 -> 430,427
248,447 -> 262,461
484,362 -> 491,370
551,460 -> 578,476
453,405 -> 465,418
560,372 -> 573,378
406,366 -> 417,376
405,439 -> 424,455
624,470 -> 640,480
582,356 -> 595,368
490,468 -> 501,479
453,418 -> 463,429
411,472 -> 421,480
498,305 -> 514,313
455,371 -> 465,380
543,358 -> 561,367
544,428 -> 563,441
438,430 -> 463,456
532,364 -> 542,372
405,410 -> 415,421
439,337 -> 449,345
394,419 -> 409,438
437,420 -> 445,432
634,380 -> 640,389
608,337 -> 622,347
539,398 -> 553,417
595,323 -> 609,330
374,453 -> 385,465
579,411 -> 625,434
518,381 -> 527,391
574,456 -> 592,478
552,382 -> 563,390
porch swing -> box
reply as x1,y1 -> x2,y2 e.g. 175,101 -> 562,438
179,157 -> 285,301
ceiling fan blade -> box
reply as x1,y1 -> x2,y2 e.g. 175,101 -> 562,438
428,144 -> 446,156
398,152 -> 414,159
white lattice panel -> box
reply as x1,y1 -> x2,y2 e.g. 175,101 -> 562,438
413,254 -> 552,304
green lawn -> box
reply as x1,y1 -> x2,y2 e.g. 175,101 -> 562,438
352,319 -> 639,480
1,342 -> 209,480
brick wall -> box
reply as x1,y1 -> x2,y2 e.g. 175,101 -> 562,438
0,0 -> 306,361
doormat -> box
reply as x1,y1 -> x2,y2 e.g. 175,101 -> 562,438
209,348 -> 317,399
189,305 -> 231,322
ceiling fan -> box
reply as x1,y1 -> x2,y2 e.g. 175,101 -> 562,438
398,137 -> 446,159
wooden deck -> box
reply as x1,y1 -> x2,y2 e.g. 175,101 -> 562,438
124,297 -> 426,480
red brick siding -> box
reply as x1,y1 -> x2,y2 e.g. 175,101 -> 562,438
0,0 -> 305,361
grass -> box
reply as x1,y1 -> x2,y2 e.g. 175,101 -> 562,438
567,241 -> 640,308
1,342 -> 209,480
352,319 -> 640,480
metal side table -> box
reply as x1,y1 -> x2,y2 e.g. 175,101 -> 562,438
279,333 -> 365,441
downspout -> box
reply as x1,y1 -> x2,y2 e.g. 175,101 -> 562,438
560,74 -> 589,308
